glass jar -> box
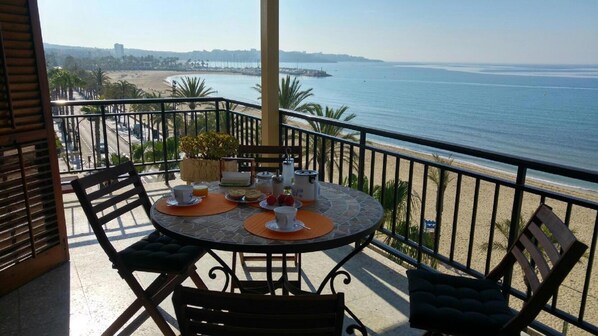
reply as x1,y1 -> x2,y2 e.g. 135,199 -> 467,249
192,183 -> 208,197
255,171 -> 273,195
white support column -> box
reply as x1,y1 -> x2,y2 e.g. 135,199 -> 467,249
260,0 -> 279,146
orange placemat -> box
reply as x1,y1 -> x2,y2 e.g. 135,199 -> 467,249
244,211 -> 333,241
155,193 -> 237,216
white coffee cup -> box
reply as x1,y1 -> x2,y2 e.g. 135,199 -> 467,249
274,206 -> 297,230
173,185 -> 193,204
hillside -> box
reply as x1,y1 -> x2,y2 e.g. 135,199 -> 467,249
44,43 -> 382,64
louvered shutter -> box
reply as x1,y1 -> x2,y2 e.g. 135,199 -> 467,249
0,0 -> 69,295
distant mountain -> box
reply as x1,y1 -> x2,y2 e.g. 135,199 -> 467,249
43,43 -> 382,63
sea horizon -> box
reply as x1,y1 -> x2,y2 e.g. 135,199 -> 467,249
167,61 -> 598,192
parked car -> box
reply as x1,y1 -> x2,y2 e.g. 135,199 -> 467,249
69,156 -> 82,170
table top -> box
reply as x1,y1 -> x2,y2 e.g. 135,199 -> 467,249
150,182 -> 384,254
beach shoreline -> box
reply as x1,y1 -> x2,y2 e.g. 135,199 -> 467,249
107,69 -> 597,332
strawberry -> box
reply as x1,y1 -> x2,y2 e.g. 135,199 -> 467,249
277,194 -> 287,205
266,195 -> 277,206
284,195 -> 295,206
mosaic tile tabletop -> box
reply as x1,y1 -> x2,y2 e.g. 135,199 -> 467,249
150,182 -> 384,253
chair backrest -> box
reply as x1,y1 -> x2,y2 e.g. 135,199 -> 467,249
237,145 -> 302,173
173,286 -> 345,336
486,204 -> 587,333
70,161 -> 153,263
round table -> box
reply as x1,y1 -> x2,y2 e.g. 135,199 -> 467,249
151,181 -> 384,336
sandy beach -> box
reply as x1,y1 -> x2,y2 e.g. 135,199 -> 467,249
107,70 -> 597,334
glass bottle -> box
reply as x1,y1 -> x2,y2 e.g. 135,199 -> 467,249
282,157 -> 294,188
272,169 -> 284,197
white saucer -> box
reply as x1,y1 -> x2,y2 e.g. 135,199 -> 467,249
166,197 -> 201,207
265,220 -> 304,233
259,199 -> 303,211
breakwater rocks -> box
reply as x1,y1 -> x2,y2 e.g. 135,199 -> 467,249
198,66 -> 331,77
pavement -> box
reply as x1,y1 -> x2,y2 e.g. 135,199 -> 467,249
0,180 -> 418,336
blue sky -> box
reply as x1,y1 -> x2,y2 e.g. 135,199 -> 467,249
37,0 -> 598,64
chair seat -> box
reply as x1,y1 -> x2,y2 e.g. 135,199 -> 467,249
118,231 -> 204,273
407,269 -> 515,335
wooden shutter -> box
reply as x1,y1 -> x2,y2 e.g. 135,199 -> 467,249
0,0 -> 69,295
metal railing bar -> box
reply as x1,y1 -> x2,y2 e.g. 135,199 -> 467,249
466,179 -> 481,269
485,184 -> 501,275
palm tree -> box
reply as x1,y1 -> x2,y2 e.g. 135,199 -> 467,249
48,68 -> 68,105
253,75 -> 315,122
306,104 -> 359,173
47,68 -> 83,114
80,105 -> 103,164
90,67 -> 109,98
131,137 -> 179,182
174,76 -> 216,110
376,179 -> 435,267
342,175 -> 433,267
64,71 -> 83,115
110,153 -> 130,165
145,92 -> 174,139
427,154 -> 455,218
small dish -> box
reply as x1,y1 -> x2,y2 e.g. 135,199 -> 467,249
259,199 -> 303,211
166,197 -> 201,207
265,220 -> 305,233
225,193 -> 266,204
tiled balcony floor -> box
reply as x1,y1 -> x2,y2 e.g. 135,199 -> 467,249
0,181 -> 417,336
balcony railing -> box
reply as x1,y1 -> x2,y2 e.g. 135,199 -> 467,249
52,97 -> 598,335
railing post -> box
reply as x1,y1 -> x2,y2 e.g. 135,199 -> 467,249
502,165 -> 527,301
101,105 -> 109,168
215,99 -> 221,132
318,137 -> 326,181
225,100 -> 231,134
357,131 -> 366,192
278,111 -> 283,146
161,102 -> 170,187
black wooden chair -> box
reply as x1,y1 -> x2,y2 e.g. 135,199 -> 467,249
222,145 -> 303,290
173,286 -> 345,336
70,161 -> 208,336
407,204 -> 587,336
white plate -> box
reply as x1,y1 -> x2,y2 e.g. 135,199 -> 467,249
265,220 -> 304,233
166,197 -> 201,207
259,199 -> 303,211
225,193 -> 266,204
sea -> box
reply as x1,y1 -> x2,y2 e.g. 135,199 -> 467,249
168,62 -> 598,192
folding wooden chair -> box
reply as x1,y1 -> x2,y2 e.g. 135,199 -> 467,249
407,204 -> 587,336
70,161 -> 207,336
173,286 -> 345,336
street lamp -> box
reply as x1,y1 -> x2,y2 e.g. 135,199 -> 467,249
171,79 -> 177,111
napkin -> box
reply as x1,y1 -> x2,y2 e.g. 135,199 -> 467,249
221,171 -> 251,185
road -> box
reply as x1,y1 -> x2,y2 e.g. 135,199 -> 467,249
58,91 -> 142,170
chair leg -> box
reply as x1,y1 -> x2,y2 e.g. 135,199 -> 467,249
231,252 -> 238,292
189,270 -> 207,289
297,253 -> 302,289
239,251 -> 246,266
104,273 -> 184,336
127,274 -> 178,336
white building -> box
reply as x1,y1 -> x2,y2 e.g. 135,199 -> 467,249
114,43 -> 124,58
